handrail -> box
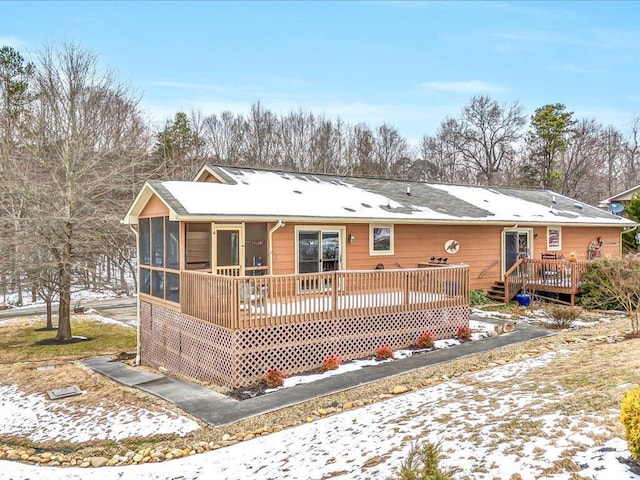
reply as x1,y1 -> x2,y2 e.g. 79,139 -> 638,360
503,258 -> 526,302
181,265 -> 470,330
504,258 -> 589,303
479,259 -> 499,279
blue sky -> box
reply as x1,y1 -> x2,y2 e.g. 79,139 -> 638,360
2,1 -> 640,142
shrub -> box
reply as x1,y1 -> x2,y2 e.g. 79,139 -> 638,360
263,368 -> 284,387
621,385 -> 640,461
578,256 -> 640,334
547,305 -> 582,329
469,289 -> 491,306
455,325 -> 472,340
390,440 -> 459,480
376,345 -> 394,360
416,332 -> 436,349
322,354 -> 342,371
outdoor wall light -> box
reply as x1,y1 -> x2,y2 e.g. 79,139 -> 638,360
348,234 -> 355,244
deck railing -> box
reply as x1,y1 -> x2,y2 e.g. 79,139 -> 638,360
504,258 -> 588,303
181,265 -> 469,330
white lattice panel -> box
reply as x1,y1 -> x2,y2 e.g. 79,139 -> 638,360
140,301 -> 469,389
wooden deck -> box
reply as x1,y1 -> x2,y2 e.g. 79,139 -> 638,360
181,265 -> 470,330
504,258 -> 589,305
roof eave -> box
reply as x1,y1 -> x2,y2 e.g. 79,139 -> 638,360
122,182 -> 178,225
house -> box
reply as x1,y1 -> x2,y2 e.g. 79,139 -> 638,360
123,164 -> 635,388
600,184 -> 640,212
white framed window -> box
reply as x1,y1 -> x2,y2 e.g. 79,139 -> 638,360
547,226 -> 562,251
370,224 -> 394,256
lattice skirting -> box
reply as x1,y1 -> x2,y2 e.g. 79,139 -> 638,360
140,301 -> 469,389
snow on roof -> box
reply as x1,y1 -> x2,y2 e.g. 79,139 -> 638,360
151,166 -> 635,226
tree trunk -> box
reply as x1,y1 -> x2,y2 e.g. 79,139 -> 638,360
55,240 -> 72,341
15,274 -> 22,306
45,300 -> 53,330
119,267 -> 129,295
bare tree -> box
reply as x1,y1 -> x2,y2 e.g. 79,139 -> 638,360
450,94 -> 525,185
559,118 -> 603,202
374,123 -> 410,178
242,102 -> 279,168
623,115 -> 640,188
204,110 -> 245,165
418,118 -> 470,184
8,43 -> 148,341
598,125 -> 625,199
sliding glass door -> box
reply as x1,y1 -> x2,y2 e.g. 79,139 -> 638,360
297,227 -> 344,291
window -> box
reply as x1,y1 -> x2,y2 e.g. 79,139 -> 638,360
139,216 -> 180,303
151,217 -> 164,267
166,217 -> 179,270
547,226 -> 562,251
139,218 -> 150,265
370,225 -> 394,255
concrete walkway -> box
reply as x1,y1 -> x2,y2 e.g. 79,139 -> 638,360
83,319 -> 553,427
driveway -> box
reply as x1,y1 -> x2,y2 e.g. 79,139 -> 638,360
0,297 -> 138,328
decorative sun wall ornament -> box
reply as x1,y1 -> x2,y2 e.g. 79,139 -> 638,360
444,239 -> 460,254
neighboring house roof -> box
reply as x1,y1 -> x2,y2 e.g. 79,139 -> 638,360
600,184 -> 640,205
123,164 -> 636,227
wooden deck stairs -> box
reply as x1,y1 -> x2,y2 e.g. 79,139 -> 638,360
486,280 -> 506,302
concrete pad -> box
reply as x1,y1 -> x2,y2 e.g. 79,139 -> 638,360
82,357 -> 162,387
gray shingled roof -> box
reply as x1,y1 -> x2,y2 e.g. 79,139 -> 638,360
206,164 -> 623,223
130,165 -> 634,227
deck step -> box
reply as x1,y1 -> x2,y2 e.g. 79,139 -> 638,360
486,281 -> 506,302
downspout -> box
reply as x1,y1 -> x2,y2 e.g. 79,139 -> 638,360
129,223 -> 141,366
268,220 -> 286,275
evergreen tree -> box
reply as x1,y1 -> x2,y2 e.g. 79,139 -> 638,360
623,193 -> 640,251
524,103 -> 576,189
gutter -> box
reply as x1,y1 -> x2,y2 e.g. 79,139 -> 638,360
268,220 -> 286,275
129,224 -> 141,366
172,214 -> 635,228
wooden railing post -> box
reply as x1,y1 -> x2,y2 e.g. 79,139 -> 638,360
331,271 -> 338,317
404,270 -> 410,308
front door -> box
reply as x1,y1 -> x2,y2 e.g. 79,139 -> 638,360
213,224 -> 244,276
503,230 -> 532,276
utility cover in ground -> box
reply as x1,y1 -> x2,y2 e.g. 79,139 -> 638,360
47,385 -> 82,400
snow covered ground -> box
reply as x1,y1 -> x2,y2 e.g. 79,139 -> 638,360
2,349 -> 639,480
0,384 -> 199,443
1,305 -> 638,479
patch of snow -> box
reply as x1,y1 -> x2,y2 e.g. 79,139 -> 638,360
0,384 -> 199,443
574,437 -> 639,480
471,307 -> 513,319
